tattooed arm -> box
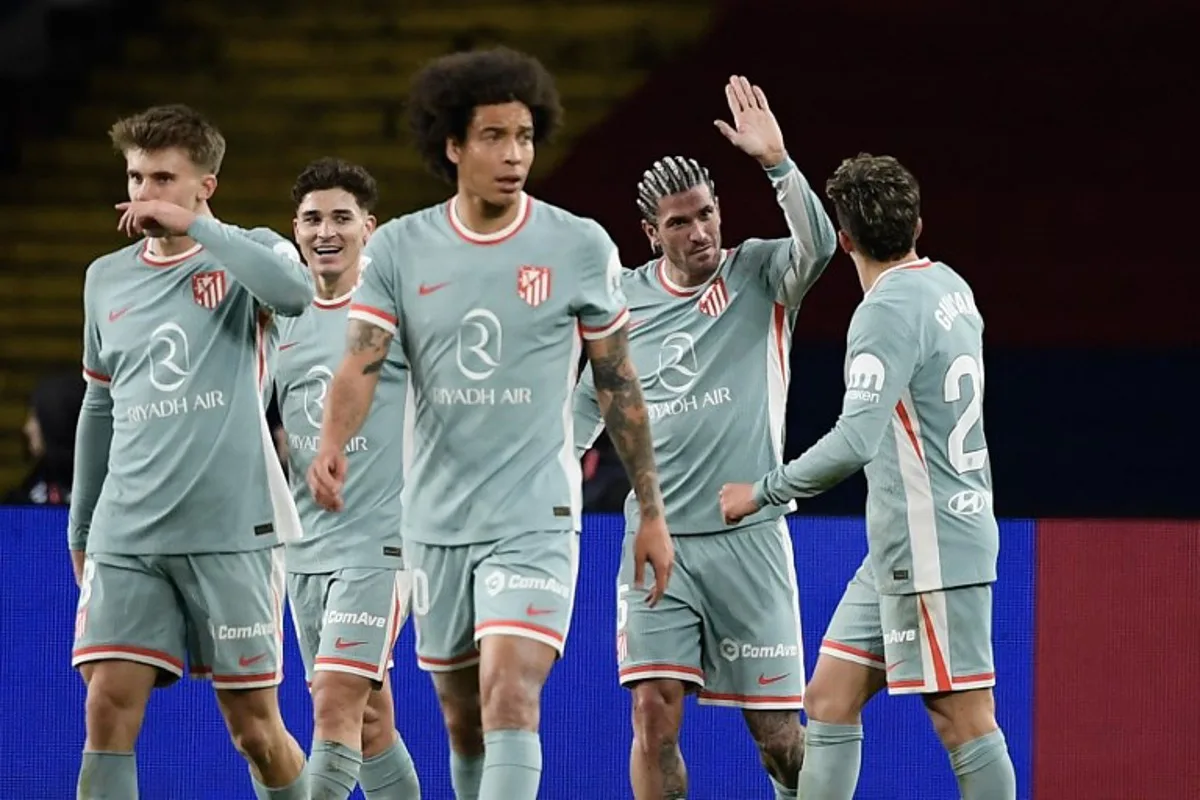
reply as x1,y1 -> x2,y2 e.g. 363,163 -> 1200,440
322,320 -> 391,449
584,327 -> 664,522
309,319 -> 391,511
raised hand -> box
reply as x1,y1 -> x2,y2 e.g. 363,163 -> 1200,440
115,200 -> 197,238
713,74 -> 787,169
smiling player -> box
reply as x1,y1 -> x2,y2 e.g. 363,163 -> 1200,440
273,157 -> 420,800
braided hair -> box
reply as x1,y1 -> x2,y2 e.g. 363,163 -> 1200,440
635,156 -> 716,224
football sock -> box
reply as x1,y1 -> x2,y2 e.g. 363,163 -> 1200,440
478,729 -> 542,800
796,720 -> 863,800
361,736 -> 421,799
78,751 -> 138,800
950,729 -> 1017,800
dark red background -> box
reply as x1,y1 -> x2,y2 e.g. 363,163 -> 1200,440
536,0 -> 1196,347
1035,520 -> 1200,798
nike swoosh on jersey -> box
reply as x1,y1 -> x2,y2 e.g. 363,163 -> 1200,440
418,282 -> 450,296
757,672 -> 789,686
108,307 -> 131,322
238,653 -> 267,668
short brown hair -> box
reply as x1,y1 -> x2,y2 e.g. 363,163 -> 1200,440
108,104 -> 226,174
291,157 -> 378,212
825,153 -> 920,262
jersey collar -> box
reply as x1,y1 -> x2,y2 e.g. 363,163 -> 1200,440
656,249 -> 730,297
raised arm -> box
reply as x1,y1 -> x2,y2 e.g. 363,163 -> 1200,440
763,157 -> 837,306
186,218 -> 314,315
714,75 -> 836,306
114,199 -> 314,315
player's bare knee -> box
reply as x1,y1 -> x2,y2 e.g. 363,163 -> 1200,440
433,669 -> 484,754
217,689 -> 288,766
311,672 -> 371,734
478,637 -> 555,731
360,688 -> 397,757
630,680 -> 684,752
83,662 -> 155,744
924,689 -> 998,751
479,666 -> 542,731
803,658 -> 882,725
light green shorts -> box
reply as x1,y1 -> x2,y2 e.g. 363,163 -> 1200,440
617,519 -> 806,710
72,548 -> 286,690
287,567 -> 411,685
405,531 -> 579,672
821,557 -> 997,695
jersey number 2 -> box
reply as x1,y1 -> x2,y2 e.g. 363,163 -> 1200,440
943,354 -> 987,474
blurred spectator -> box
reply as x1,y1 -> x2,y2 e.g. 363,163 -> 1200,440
4,372 -> 86,505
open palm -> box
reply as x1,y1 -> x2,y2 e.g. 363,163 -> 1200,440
714,75 -> 786,167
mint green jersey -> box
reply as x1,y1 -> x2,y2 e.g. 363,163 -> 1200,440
274,290 -> 408,573
348,194 -> 628,546
575,158 -> 836,533
757,259 -> 999,594
67,218 -> 314,555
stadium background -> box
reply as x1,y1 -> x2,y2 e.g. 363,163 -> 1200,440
1,0 -> 1196,798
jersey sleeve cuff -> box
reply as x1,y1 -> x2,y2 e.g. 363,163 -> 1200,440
764,156 -> 797,182
580,308 -> 630,341
347,304 -> 398,336
752,478 -> 772,509
82,366 -> 111,387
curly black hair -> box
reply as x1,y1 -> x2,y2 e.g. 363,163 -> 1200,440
407,46 -> 563,184
291,157 -> 378,212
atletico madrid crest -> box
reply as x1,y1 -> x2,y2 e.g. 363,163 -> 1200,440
192,270 -> 228,310
517,265 -> 552,307
697,277 -> 729,318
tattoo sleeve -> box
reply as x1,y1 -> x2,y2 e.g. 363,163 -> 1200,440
586,327 -> 664,521
321,319 -> 392,449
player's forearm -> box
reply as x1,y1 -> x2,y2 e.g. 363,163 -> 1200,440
322,361 -> 380,451
321,320 -> 390,450
67,386 -> 114,550
588,333 -> 664,520
187,216 -> 314,315
754,424 -> 871,507
768,157 -> 837,301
